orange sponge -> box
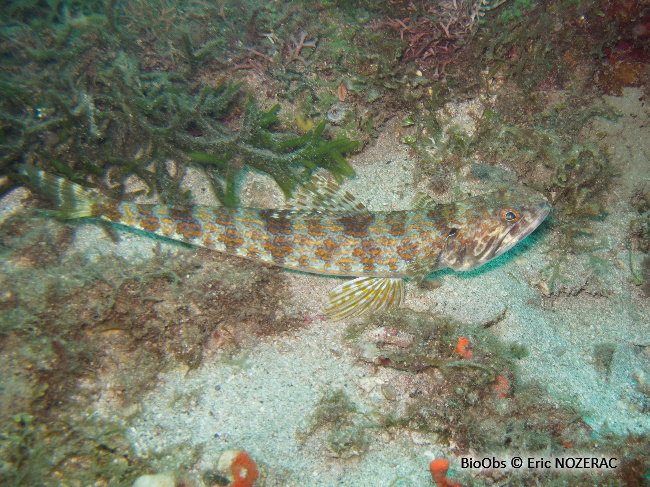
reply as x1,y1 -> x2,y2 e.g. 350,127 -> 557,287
229,449 -> 259,487
453,336 -> 472,359
430,459 -> 463,487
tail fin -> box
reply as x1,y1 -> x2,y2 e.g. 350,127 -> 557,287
17,165 -> 110,219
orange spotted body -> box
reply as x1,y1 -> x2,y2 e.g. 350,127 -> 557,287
19,166 -> 550,319
101,202 -> 448,277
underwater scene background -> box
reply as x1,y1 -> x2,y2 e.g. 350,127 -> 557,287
1,0 -> 650,485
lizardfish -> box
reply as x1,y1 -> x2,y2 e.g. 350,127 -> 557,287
18,166 -> 550,320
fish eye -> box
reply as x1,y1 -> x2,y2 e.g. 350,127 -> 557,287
501,209 -> 519,222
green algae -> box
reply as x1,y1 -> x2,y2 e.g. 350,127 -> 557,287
298,388 -> 377,458
0,0 -> 361,205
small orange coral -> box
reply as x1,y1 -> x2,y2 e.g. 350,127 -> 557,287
430,459 -> 463,487
453,336 -> 472,359
230,450 -> 259,487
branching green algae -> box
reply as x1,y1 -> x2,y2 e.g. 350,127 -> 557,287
0,0 -> 359,204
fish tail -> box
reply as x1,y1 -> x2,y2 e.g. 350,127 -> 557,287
18,165 -> 111,219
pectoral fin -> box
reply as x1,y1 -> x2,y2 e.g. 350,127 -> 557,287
405,251 -> 445,284
323,277 -> 404,321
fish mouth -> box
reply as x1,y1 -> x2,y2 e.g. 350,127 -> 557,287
493,203 -> 550,259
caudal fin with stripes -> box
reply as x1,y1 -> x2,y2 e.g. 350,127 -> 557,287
17,165 -> 111,219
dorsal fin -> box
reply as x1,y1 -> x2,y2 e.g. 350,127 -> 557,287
411,192 -> 437,209
283,175 -> 370,218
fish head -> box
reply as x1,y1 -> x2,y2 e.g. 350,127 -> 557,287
437,187 -> 550,271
